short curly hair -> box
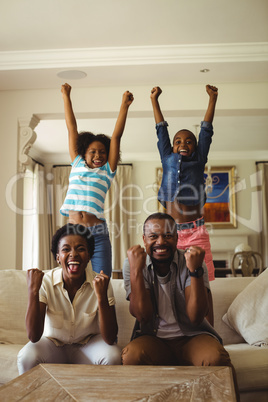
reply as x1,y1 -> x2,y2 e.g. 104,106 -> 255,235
76,132 -> 121,163
51,224 -> 95,261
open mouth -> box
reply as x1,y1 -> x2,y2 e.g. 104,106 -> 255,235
93,159 -> 103,167
67,261 -> 80,273
153,247 -> 170,256
179,149 -> 188,156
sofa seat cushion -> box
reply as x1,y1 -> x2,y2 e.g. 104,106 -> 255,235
222,270 -> 268,346
210,277 -> 254,345
0,344 -> 21,385
225,344 -> 268,392
0,270 -> 28,345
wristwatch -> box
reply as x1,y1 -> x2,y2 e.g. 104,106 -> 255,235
188,266 -> 204,278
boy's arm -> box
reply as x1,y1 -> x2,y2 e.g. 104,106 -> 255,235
108,91 -> 134,172
150,86 -> 165,124
203,85 -> 218,123
61,83 -> 79,162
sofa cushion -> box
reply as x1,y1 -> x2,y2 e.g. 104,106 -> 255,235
210,277 -> 254,345
0,270 -> 28,345
225,344 -> 268,392
0,344 -> 21,385
222,270 -> 268,346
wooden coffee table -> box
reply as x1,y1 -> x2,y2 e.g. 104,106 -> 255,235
0,364 -> 236,401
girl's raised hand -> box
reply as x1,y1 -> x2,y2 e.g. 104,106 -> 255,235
150,86 -> 162,100
61,83 -> 72,98
122,91 -> 134,107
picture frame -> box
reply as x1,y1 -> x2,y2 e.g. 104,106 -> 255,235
156,166 -> 237,228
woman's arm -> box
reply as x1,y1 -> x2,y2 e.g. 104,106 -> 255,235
61,83 -> 79,162
25,269 -> 46,343
108,91 -> 134,171
93,271 -> 118,345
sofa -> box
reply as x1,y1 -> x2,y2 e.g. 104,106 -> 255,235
0,269 -> 267,401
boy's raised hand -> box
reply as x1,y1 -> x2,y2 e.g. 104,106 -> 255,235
206,85 -> 218,100
61,83 -> 72,98
150,86 -> 162,100
122,91 -> 134,107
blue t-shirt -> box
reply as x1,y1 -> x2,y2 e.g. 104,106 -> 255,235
60,155 -> 116,220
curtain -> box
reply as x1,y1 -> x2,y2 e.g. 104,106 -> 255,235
104,165 -> 133,272
22,161 -> 50,270
256,162 -> 268,268
50,165 -> 71,266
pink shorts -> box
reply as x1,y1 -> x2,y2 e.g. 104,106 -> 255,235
177,218 -> 215,281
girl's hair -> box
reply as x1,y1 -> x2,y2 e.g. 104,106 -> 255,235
76,132 -> 121,163
51,223 -> 95,260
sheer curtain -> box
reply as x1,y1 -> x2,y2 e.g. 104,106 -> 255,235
22,160 -> 50,270
104,165 -> 133,272
256,162 -> 268,268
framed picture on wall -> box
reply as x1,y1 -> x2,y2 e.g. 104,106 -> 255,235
156,166 -> 237,228
203,166 -> 237,228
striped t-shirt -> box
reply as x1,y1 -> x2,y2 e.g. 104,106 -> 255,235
60,155 -> 116,220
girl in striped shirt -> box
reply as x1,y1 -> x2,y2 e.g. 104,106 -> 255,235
60,83 -> 134,277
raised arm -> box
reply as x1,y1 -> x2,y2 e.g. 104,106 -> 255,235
108,91 -> 134,171
93,271 -> 118,345
184,247 -> 209,325
150,86 -> 165,124
61,83 -> 79,162
25,269 -> 46,343
127,245 -> 153,323
203,85 -> 218,123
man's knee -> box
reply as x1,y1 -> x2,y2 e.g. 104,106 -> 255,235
122,341 -> 145,365
202,345 -> 232,367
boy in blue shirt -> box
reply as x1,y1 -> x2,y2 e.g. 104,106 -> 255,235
150,85 -> 218,325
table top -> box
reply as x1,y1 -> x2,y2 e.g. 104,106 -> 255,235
0,364 -> 236,401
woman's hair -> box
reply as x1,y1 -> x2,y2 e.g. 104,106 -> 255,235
76,131 -> 121,163
51,223 -> 95,260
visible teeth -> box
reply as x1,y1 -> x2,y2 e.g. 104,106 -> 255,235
68,261 -> 80,265
155,249 -> 167,253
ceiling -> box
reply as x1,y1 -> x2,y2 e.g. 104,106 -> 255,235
1,0 -> 268,163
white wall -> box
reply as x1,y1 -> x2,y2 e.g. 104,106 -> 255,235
0,83 -> 266,269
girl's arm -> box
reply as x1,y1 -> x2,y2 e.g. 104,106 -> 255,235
150,86 -> 165,124
93,271 -> 118,345
108,91 -> 134,171
25,269 -> 46,343
61,83 -> 79,162
203,85 -> 218,123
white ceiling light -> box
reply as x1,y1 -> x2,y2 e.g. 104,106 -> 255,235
57,70 -> 87,80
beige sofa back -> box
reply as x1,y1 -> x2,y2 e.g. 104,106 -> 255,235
0,270 -> 255,348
